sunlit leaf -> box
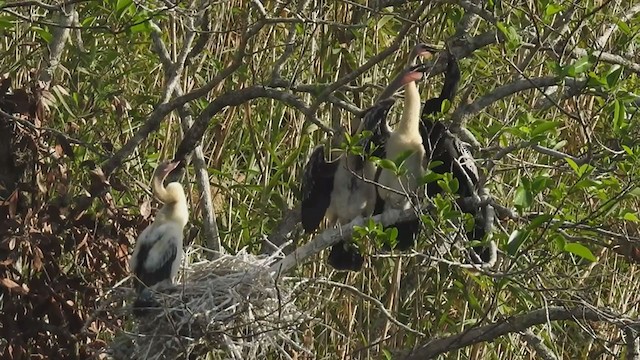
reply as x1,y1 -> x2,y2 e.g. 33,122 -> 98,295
507,230 -> 529,255
514,186 -> 533,209
564,243 -> 596,262
545,3 -> 564,17
531,121 -> 562,137
623,212 -> 639,222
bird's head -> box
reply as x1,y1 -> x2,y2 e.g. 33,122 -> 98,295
155,160 -> 180,183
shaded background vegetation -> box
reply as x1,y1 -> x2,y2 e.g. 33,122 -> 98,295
1,0 -> 640,359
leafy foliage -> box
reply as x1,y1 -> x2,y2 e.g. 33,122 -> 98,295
0,0 -> 639,359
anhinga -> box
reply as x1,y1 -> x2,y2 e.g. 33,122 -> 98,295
300,100 -> 394,272
130,161 -> 188,294
375,44 -> 434,251
301,47 -> 433,270
420,51 -> 496,266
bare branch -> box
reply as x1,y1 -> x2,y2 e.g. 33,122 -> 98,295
175,85 -> 330,160
521,329 -> 558,360
306,1 -> 430,119
38,3 -> 75,86
451,76 -> 559,127
270,208 -> 417,276
149,20 -> 222,255
573,48 -> 640,74
403,305 -> 640,360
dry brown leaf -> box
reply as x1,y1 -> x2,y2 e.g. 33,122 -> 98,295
32,246 -> 44,271
0,277 -> 28,295
140,198 -> 152,219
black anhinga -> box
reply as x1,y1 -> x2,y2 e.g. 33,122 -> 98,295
420,52 -> 496,266
130,161 -> 188,298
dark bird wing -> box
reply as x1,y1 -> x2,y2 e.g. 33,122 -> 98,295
132,224 -> 181,292
328,241 -> 364,272
354,98 -> 394,171
301,145 -> 339,233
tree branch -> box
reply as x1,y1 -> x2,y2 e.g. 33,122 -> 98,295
403,305 -> 640,359
521,329 -> 558,360
270,208 -> 418,276
175,85 -> 330,160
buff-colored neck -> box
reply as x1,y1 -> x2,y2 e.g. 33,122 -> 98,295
396,80 -> 421,135
153,177 -> 189,227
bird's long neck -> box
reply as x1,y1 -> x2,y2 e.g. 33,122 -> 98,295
153,176 -> 171,203
397,80 -> 421,135
153,178 -> 189,227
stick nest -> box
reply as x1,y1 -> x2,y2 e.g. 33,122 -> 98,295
110,248 -> 312,359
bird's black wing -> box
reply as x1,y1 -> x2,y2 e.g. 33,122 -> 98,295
132,233 -> 179,292
301,145 -> 339,233
358,98 -> 394,163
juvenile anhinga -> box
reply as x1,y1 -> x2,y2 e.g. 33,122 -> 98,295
375,43 -> 435,251
301,48 -> 432,271
420,52 -> 496,266
130,161 -> 188,293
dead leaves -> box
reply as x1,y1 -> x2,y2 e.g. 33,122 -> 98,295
0,277 -> 29,295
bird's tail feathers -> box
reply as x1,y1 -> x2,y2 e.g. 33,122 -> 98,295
328,240 -> 365,272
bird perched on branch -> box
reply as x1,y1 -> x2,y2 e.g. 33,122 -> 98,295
300,45 -> 435,270
419,51 -> 496,266
130,160 -> 188,310
374,43 -> 437,251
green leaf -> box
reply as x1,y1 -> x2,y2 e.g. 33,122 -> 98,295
623,212 -> 639,222
382,349 -> 393,360
606,65 -> 623,88
427,160 -> 444,169
614,19 -> 631,35
376,14 -> 395,30
531,121 -> 562,137
528,214 -> 553,229
567,55 -> 591,76
564,243 -> 596,262
130,18 -> 152,34
0,16 -> 15,30
420,171 -> 442,186
376,159 -> 397,172
514,186 -> 533,209
612,99 -> 627,132
394,149 -> 415,167
545,3 -> 564,17
116,0 -> 134,17
507,230 -> 529,255
565,157 -> 580,174
31,26 -> 52,43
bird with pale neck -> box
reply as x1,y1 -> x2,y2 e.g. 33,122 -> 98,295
130,160 -> 188,294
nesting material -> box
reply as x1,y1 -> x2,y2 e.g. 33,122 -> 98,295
118,248 -> 312,359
